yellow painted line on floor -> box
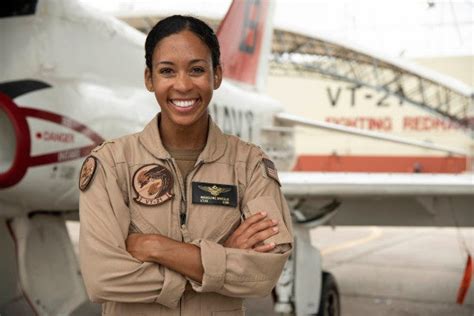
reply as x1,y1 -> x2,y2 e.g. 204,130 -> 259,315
320,226 -> 383,256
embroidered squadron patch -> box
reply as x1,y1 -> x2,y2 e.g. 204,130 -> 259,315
262,158 -> 280,186
192,182 -> 237,207
132,164 -> 174,206
79,156 -> 97,191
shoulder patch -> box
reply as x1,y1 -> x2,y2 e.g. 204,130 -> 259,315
79,156 -> 97,191
262,158 -> 281,186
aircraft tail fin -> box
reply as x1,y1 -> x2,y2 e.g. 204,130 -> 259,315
217,0 -> 275,91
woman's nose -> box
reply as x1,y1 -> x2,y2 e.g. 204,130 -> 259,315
173,73 -> 193,92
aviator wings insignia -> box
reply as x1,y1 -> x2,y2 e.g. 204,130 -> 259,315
198,185 -> 232,197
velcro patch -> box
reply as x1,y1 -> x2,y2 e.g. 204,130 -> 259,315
79,156 -> 97,191
132,164 -> 174,206
192,182 -> 237,207
262,158 -> 280,186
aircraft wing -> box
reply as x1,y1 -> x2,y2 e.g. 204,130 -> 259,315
281,172 -> 474,196
280,172 -> 474,227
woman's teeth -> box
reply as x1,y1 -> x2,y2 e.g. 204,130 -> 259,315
171,99 -> 197,108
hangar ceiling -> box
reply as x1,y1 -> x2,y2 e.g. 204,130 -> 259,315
120,16 -> 474,130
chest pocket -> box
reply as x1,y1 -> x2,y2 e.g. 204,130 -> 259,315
122,163 -> 176,236
128,203 -> 171,235
187,181 -> 241,242
186,202 -> 241,243
185,159 -> 248,242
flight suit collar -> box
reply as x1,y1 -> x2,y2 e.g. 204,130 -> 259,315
138,115 -> 171,160
138,114 -> 227,163
198,116 -> 227,164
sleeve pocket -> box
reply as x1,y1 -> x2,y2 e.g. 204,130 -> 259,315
244,196 -> 293,247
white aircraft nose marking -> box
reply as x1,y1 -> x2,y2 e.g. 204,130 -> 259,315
0,91 -> 104,188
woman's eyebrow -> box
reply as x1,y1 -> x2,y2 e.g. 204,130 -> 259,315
189,59 -> 208,64
156,61 -> 174,66
154,59 -> 207,66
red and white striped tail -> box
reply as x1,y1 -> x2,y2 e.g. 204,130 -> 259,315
217,0 -> 275,91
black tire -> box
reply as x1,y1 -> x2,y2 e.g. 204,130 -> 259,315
317,272 -> 341,316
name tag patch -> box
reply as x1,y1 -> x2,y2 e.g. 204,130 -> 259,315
192,182 -> 237,207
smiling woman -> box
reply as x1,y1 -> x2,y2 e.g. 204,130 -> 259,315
79,15 -> 293,316
145,28 -> 221,147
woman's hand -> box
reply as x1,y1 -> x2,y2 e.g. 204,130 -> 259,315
224,211 -> 279,252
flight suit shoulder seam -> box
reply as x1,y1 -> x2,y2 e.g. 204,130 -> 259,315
94,133 -> 140,164
207,161 -> 235,167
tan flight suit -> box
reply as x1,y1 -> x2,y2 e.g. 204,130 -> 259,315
79,115 -> 293,315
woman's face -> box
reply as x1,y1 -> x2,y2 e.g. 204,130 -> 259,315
145,30 -> 222,128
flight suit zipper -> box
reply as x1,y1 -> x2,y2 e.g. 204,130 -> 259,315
168,158 -> 203,316
167,159 -> 204,229
166,158 -> 187,229
166,158 -> 185,316
181,174 -> 188,226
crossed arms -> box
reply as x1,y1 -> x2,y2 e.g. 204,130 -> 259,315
125,211 -> 281,283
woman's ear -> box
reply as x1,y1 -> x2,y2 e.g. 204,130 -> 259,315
213,65 -> 223,90
144,68 -> 153,92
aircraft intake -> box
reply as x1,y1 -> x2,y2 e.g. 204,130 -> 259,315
0,101 -> 15,172
0,92 -> 31,188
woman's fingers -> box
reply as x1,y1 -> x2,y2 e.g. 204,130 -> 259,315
246,225 -> 279,248
232,211 -> 267,237
241,218 -> 277,240
253,242 -> 276,252
223,211 -> 279,249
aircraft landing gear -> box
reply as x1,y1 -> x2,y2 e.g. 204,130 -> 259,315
317,272 -> 340,316
274,223 -> 341,316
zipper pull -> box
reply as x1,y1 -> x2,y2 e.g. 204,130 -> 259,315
180,212 -> 186,225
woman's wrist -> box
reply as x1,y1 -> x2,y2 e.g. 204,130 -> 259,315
145,234 -> 165,262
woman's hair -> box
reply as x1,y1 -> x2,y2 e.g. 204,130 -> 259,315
145,15 -> 221,70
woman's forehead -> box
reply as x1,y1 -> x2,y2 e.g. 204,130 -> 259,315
152,30 -> 212,63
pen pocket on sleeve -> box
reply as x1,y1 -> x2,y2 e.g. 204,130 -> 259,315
244,196 -> 293,247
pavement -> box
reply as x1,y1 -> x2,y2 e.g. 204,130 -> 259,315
245,226 -> 474,315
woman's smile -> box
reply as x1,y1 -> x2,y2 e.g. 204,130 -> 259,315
169,98 -> 201,113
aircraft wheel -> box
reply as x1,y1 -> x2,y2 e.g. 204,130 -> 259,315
317,272 -> 340,316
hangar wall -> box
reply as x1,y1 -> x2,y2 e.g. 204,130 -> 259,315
265,55 -> 473,173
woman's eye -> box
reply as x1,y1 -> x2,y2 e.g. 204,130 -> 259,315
190,67 -> 205,75
159,68 -> 174,76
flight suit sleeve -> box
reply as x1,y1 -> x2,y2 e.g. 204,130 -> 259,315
79,151 -> 186,307
189,152 -> 293,297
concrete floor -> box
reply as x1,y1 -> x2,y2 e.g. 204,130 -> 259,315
67,223 -> 474,315
245,226 -> 474,315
